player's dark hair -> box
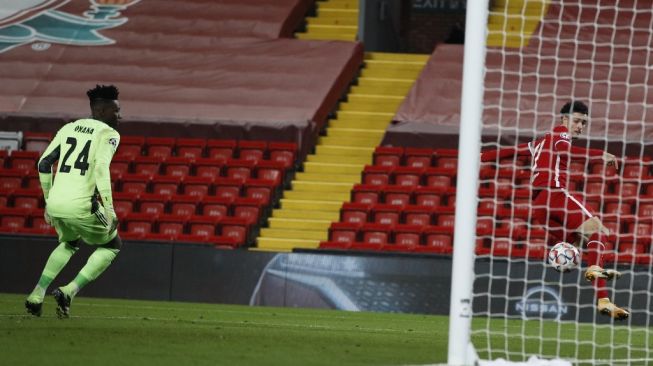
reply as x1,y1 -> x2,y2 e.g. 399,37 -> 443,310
560,101 -> 588,115
87,84 -> 119,105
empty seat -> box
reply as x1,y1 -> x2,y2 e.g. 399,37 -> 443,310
12,188 -> 42,210
0,207 -> 30,232
372,204 -> 402,226
422,227 -> 453,253
207,139 -> 236,160
214,178 -> 243,200
268,142 -> 297,168
119,174 -> 151,195
414,187 -> 445,207
194,158 -> 223,178
188,216 -> 220,237
157,214 -> 188,238
404,148 -> 434,168
256,161 -> 285,185
9,151 -> 40,171
403,205 -> 433,226
110,155 -> 132,178
24,171 -> 41,190
113,192 -> 136,217
384,185 -> 412,206
394,224 -> 423,246
170,194 -> 200,217
425,168 -> 455,188
436,208 -> 456,228
115,136 -> 144,159
615,181 -> 640,197
329,222 -> 360,243
244,179 -> 275,203
362,165 -> 392,186
138,193 -> 169,215
233,197 -> 263,224
145,137 -> 175,159
340,202 -> 370,224
133,156 -> 162,176
351,184 -> 381,205
393,167 -> 423,187
151,176 -> 182,196
361,223 -> 391,245
164,157 -> 192,178
226,159 -> 255,180
218,217 -> 250,246
23,132 -> 52,154
373,146 -> 403,167
238,140 -> 266,163
123,213 -> 155,236
176,138 -> 206,159
182,176 -> 213,198
201,196 -> 232,218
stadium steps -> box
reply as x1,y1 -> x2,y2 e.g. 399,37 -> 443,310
487,0 -> 550,48
295,0 -> 359,41
255,51 -> 427,252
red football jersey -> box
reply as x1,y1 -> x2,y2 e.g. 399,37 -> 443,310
528,125 -> 572,189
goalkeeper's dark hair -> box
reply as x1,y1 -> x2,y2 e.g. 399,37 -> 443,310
560,101 -> 588,116
87,84 -> 119,105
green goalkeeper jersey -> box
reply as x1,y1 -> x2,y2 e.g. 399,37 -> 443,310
38,118 -> 120,219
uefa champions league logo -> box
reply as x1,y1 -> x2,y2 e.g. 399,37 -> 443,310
0,0 -> 140,54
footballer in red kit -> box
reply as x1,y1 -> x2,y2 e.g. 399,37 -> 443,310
481,101 -> 629,320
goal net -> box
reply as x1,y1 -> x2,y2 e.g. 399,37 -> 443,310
469,1 -> 653,364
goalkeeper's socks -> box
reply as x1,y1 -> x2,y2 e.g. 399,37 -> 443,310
62,247 -> 119,298
28,242 -> 78,303
586,234 -> 609,299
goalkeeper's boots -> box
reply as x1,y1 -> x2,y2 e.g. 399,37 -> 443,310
52,288 -> 71,319
585,265 -> 622,282
24,299 -> 42,317
597,298 -> 630,320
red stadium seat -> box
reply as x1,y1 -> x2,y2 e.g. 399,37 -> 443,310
340,202 -> 370,224
604,201 -> 632,216
133,156 -> 162,176
23,132 -> 52,154
372,204 -> 401,226
425,168 -> 455,188
151,176 -> 182,196
0,208 -> 30,232
615,181 -> 640,198
110,155 -> 132,178
12,188 -> 42,210
436,157 -> 457,169
214,178 -> 243,200
328,222 -> 360,244
393,167 -> 423,187
319,241 -> 352,250
124,213 -> 155,236
170,194 -> 200,217
362,165 -> 392,186
119,174 -> 151,195
384,185 -> 412,206
201,196 -> 232,218
164,157 -> 192,178
238,140 -> 267,163
372,146 -> 403,167
244,179 -> 275,203
351,184 -> 381,205
0,189 -> 10,208
268,142 -> 297,168
233,197 -> 263,224
176,138 -> 206,160
226,159 -> 255,180
207,139 -> 236,160
138,193 -> 169,216
182,176 -> 213,198
414,187 -> 444,207
622,162 -> 646,179
393,224 -> 423,246
256,160 -> 285,185
29,211 -> 55,234
157,214 -> 188,238
404,148 -> 434,168
403,205 -> 433,226
638,202 -> 653,218
145,137 -> 175,159
422,227 -> 453,253
113,192 -> 136,217
115,136 -> 144,160
194,158 -> 224,179
188,216 -> 219,238
218,217 -> 250,246
436,211 -> 455,228
8,151 -> 39,172
584,180 -> 606,195
361,223 -> 391,245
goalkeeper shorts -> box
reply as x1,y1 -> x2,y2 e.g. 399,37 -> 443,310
50,212 -> 118,246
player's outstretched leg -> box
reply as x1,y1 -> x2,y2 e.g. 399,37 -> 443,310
25,242 -> 78,316
54,237 -> 121,318
597,298 -> 630,321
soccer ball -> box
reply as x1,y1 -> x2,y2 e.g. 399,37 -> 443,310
548,242 -> 581,273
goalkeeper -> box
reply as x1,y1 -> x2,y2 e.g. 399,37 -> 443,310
481,101 -> 629,320
25,85 -> 123,319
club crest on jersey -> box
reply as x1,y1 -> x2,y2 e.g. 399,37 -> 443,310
0,0 -> 141,54
108,137 -> 118,151
560,132 -> 570,140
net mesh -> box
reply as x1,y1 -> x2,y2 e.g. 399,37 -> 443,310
472,1 -> 653,364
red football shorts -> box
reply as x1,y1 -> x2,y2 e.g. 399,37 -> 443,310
532,188 -> 595,244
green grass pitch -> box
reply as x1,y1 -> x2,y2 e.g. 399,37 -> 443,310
1,293 -> 650,365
